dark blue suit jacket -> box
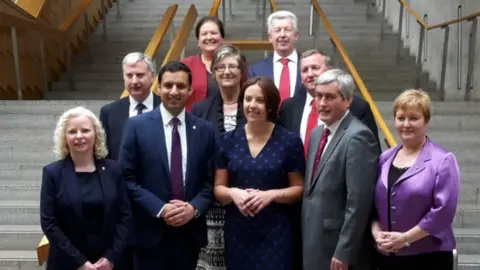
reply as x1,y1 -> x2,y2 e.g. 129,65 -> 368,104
40,157 -> 131,270
118,108 -> 215,249
248,55 -> 306,97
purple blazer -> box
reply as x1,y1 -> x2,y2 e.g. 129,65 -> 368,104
375,138 -> 460,256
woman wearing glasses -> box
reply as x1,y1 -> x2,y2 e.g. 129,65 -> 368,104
192,44 -> 247,270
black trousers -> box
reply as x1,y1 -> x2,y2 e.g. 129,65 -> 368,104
132,231 -> 200,270
376,251 -> 453,270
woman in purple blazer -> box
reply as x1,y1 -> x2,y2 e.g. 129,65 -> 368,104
371,89 -> 460,270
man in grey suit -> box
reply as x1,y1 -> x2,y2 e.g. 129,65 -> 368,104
302,69 -> 379,270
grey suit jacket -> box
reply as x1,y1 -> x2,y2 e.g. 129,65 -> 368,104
302,112 -> 380,270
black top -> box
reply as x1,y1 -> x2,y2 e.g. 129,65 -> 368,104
387,165 -> 409,231
78,171 -> 104,234
206,71 -> 220,98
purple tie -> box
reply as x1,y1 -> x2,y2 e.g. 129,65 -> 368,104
170,117 -> 184,200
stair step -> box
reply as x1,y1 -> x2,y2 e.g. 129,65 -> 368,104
454,204 -> 480,229
0,250 -> 42,270
0,225 -> 42,251
0,201 -> 39,225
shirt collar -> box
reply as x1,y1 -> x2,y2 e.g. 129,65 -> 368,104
273,50 -> 298,64
306,93 -> 314,106
160,103 -> 186,126
129,91 -> 153,110
326,110 -> 350,136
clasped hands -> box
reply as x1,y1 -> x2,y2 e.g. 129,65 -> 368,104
230,188 -> 274,217
78,257 -> 113,270
161,199 -> 196,227
374,231 -> 407,253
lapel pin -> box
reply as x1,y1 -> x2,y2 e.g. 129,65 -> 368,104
102,166 -> 105,171
193,125 -> 196,130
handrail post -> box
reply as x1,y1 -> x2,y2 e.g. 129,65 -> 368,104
65,39 -> 75,91
380,0 -> 386,39
11,27 -> 23,100
415,24 -> 425,88
102,0 -> 108,40
453,249 -> 458,270
439,25 -> 449,101
39,37 -> 50,93
229,0 -> 234,18
84,14 -> 92,63
116,0 -> 120,17
465,17 -> 477,101
222,0 -> 226,28
309,3 -> 314,36
396,1 -> 404,65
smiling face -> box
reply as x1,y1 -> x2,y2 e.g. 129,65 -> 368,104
65,115 -> 95,156
315,82 -> 351,126
213,55 -> 242,89
158,71 -> 192,115
395,107 -> 428,145
301,53 -> 331,96
198,21 -> 224,55
243,84 -> 268,123
268,18 -> 298,57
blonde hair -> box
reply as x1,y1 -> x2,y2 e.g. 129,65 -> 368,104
393,89 -> 431,123
53,106 -> 108,160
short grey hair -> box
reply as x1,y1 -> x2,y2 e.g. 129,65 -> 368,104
301,49 -> 333,67
53,106 -> 108,160
267,10 -> 298,33
122,52 -> 155,74
316,69 -> 355,99
211,44 -> 247,74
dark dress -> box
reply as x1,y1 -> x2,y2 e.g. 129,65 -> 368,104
216,125 -> 305,270
375,165 -> 453,270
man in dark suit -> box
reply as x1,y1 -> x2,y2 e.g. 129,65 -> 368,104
248,10 -> 306,101
118,61 -> 215,270
302,69 -> 379,270
278,49 -> 380,153
100,52 -> 161,161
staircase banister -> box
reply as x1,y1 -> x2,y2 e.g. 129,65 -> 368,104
58,0 -> 93,32
398,0 -> 428,28
120,4 -> 179,98
0,10 -> 64,38
427,11 -> 480,30
209,0 -> 222,16
15,0 -> 46,18
311,0 -> 397,148
269,0 -> 279,12
226,40 -> 273,50
0,0 -> 38,20
148,4 -> 198,95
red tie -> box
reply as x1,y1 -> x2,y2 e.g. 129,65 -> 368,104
279,58 -> 290,102
312,128 -> 330,182
304,100 -> 318,156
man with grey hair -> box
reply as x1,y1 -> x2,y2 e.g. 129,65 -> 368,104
302,69 -> 379,270
278,49 -> 379,153
248,10 -> 305,101
100,52 -> 161,161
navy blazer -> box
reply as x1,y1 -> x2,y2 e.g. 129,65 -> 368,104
40,157 -> 131,270
100,95 -> 161,160
118,108 -> 215,248
248,54 -> 306,97
277,93 -> 380,146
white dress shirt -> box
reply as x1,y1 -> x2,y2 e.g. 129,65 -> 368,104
300,94 -> 325,143
273,50 -> 298,98
157,104 -> 188,218
322,110 -> 350,155
129,91 -> 154,117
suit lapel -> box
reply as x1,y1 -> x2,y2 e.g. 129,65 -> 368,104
63,157 -> 83,222
95,159 -> 114,231
306,126 -> 323,190
380,148 -> 399,188
266,56 -> 274,79
184,114 -> 197,192
119,98 -> 129,124
291,94 -> 306,134
150,109 -> 171,178
394,139 -> 432,186
294,58 -> 303,96
309,113 -> 353,194
153,94 -> 161,108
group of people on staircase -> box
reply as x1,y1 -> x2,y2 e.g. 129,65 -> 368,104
40,10 -> 461,270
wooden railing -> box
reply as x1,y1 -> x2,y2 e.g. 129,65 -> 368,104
311,0 -> 397,148
120,4 -> 178,98
0,0 -> 110,100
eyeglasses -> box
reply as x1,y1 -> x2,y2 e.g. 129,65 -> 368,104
214,64 -> 240,73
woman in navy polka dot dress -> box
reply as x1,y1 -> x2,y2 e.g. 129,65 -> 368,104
214,77 -> 305,270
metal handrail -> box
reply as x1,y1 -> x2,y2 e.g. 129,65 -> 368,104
310,0 -> 396,148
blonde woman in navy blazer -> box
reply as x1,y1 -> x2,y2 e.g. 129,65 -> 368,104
371,90 -> 460,270
40,107 -> 131,270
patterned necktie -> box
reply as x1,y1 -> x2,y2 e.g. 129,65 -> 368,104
304,100 -> 318,156
279,58 -> 291,102
311,128 -> 330,183
135,103 -> 146,115
170,117 -> 184,200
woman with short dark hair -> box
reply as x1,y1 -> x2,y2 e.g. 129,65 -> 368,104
214,76 -> 305,270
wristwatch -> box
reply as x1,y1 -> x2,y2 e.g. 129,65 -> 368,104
403,233 -> 411,247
